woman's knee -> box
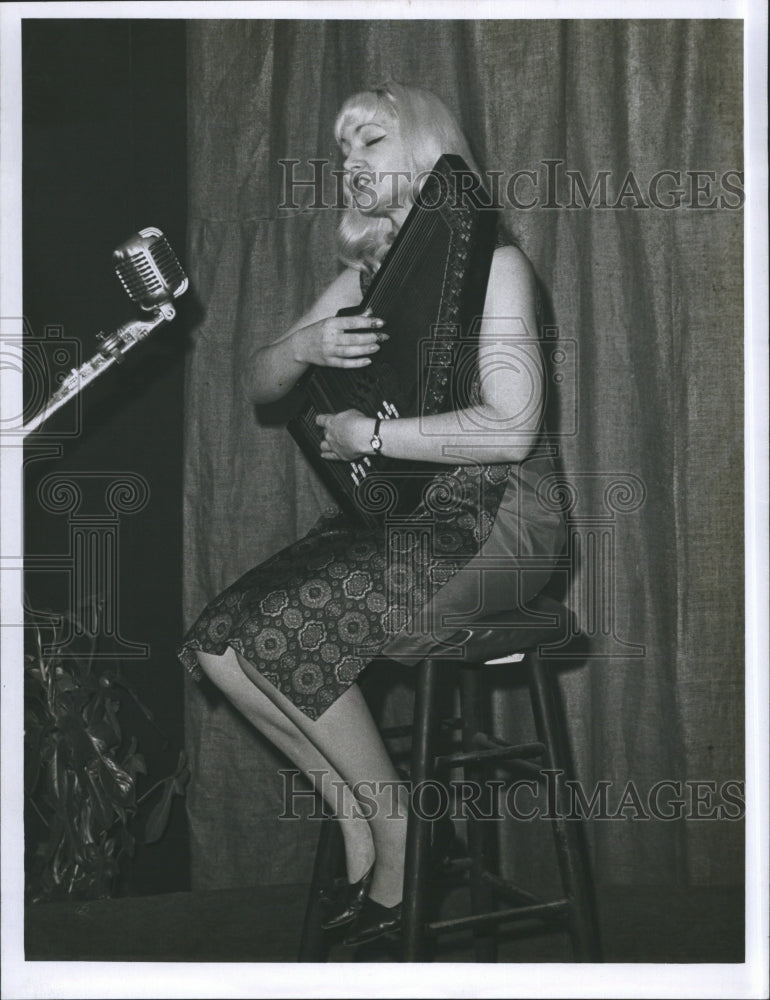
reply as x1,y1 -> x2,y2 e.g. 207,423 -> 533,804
195,647 -> 243,688
195,648 -> 306,747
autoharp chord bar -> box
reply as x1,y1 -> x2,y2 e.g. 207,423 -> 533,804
301,399 -> 401,487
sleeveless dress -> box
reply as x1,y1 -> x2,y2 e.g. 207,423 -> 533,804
177,259 -> 565,720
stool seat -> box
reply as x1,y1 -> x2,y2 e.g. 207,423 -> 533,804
425,592 -> 571,664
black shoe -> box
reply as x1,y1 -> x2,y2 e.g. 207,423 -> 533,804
320,864 -> 373,930
343,897 -> 402,947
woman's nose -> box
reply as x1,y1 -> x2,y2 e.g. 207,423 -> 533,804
344,152 -> 365,173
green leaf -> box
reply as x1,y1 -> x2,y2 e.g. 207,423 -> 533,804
39,814 -> 65,865
50,743 -> 64,801
84,766 -> 114,830
103,699 -> 123,746
60,719 -> 97,769
101,754 -> 136,801
24,732 -> 43,796
79,799 -> 97,844
144,777 -> 175,844
173,755 -> 191,794
119,825 -> 136,858
122,752 -> 147,779
173,774 -> 189,795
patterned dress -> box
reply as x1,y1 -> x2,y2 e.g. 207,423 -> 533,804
178,264 -> 565,720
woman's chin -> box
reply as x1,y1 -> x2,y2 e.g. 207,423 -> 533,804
351,196 -> 413,226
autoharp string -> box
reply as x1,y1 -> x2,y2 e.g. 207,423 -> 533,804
365,211 -> 442,315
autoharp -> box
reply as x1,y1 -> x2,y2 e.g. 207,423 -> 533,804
288,154 -> 497,528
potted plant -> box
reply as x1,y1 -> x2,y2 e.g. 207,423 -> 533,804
24,598 -> 189,902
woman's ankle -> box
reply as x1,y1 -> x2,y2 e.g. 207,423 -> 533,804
341,818 -> 375,884
366,813 -> 407,907
367,862 -> 404,909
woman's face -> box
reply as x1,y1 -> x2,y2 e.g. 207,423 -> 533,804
338,108 -> 414,225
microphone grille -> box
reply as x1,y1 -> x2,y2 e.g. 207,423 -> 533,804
113,227 -> 189,310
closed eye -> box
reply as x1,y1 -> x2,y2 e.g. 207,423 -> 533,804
365,135 -> 384,147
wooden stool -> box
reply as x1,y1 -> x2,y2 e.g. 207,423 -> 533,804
299,593 -> 602,963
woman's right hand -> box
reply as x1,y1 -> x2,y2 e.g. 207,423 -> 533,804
292,311 -> 388,368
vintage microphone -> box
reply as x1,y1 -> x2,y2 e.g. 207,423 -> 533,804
113,227 -> 188,311
22,227 -> 188,436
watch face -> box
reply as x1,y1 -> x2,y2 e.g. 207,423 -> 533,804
371,436 -> 382,452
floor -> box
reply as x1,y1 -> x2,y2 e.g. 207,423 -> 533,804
24,882 -> 744,964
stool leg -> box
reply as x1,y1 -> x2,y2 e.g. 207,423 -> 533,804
527,655 -> 602,961
460,665 -> 498,963
401,656 -> 442,962
298,816 -> 342,961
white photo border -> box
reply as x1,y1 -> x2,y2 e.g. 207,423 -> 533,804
1,2 -> 766,998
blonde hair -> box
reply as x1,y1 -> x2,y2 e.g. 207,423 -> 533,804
334,82 -> 480,273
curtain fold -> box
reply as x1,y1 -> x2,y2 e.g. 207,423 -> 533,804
182,19 -> 743,890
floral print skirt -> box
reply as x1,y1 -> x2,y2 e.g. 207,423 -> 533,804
177,462 -> 561,719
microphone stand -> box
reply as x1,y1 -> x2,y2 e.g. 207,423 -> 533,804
22,301 -> 177,437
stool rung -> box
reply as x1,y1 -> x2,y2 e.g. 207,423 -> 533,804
474,733 -> 546,759
382,716 -> 462,741
436,739 -> 545,768
480,870 -> 542,906
427,900 -> 569,936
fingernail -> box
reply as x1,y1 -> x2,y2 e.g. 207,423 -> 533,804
377,332 -> 390,342
373,318 -> 385,327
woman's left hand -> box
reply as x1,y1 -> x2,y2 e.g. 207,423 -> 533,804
316,409 -> 373,461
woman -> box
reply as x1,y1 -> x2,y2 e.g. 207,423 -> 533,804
178,82 -> 565,946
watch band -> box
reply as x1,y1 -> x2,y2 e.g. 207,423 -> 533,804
370,416 -> 383,453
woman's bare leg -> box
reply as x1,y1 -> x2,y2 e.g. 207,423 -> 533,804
235,653 -> 408,908
195,648 -> 375,884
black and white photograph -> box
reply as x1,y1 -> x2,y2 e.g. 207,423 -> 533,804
1,2 -> 766,997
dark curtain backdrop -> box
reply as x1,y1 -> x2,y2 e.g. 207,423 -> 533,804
182,20 -> 743,892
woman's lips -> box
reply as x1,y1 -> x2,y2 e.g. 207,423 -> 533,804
351,170 -> 376,191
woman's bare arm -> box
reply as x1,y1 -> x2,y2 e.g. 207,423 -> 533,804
317,246 -> 545,465
242,267 -> 386,404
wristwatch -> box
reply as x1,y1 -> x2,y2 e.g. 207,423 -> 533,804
370,416 -> 383,454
